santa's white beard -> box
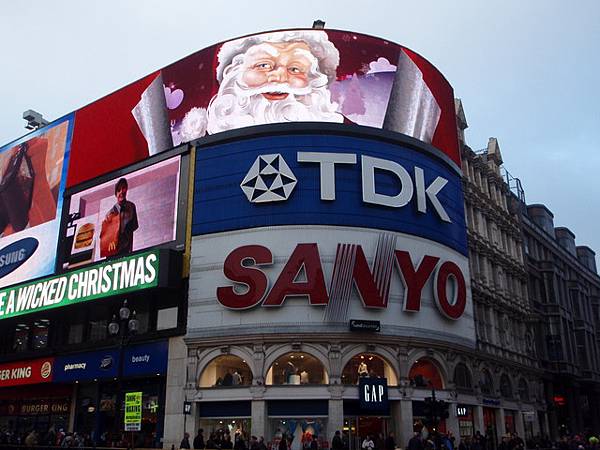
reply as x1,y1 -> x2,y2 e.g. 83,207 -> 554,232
206,79 -> 343,135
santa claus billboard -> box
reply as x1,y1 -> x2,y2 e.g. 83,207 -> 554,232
67,29 -> 460,187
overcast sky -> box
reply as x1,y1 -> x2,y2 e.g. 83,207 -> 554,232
1,0 -> 599,265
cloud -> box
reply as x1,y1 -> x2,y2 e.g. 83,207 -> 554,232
366,57 -> 397,74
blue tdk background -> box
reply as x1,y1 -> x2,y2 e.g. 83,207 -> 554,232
193,133 -> 467,256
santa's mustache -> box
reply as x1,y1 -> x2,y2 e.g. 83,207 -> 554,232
235,82 -> 313,97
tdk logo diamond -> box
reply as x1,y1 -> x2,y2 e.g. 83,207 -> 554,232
240,154 -> 297,203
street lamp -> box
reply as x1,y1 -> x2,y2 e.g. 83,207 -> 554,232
107,300 -> 139,447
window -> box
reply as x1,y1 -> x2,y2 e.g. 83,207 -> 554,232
32,320 -> 50,349
409,359 -> 444,389
267,352 -> 328,385
13,324 -> 30,352
68,323 -> 84,344
518,379 -> 529,401
199,355 -> 253,387
342,353 -> 397,385
480,370 -> 494,395
500,374 -> 513,398
454,364 -> 473,389
89,320 -> 107,341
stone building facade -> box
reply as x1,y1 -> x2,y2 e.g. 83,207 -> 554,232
455,100 -> 546,442
518,203 -> 600,437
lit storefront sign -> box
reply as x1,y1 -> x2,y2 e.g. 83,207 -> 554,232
54,350 -> 120,382
123,341 -> 169,377
359,378 -> 389,414
0,250 -> 161,320
0,358 -> 54,387
217,241 -> 467,320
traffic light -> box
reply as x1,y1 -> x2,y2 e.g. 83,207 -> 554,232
437,400 -> 449,420
422,397 -> 449,427
423,397 -> 433,419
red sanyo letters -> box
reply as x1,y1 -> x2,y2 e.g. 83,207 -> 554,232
216,243 -> 467,320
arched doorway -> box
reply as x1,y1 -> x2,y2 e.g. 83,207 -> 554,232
341,353 -> 397,450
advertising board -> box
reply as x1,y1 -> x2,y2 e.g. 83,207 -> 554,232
62,156 -> 181,269
0,250 -> 160,321
54,350 -> 120,382
359,377 -> 389,414
123,341 -> 168,377
193,129 -> 466,255
0,358 -> 54,388
65,29 -> 458,188
124,391 -> 142,431
0,115 -> 73,287
190,227 -> 475,347
189,129 -> 474,346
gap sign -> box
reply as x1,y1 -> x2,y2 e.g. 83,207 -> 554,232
0,250 -> 160,320
359,377 -> 389,414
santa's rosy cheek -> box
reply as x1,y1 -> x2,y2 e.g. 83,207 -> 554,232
287,75 -> 309,88
242,70 -> 267,88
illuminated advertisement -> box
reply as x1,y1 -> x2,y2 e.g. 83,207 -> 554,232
62,156 -> 180,269
193,129 -> 466,255
189,129 -> 475,347
0,358 -> 54,388
66,29 -> 458,187
0,251 -> 160,321
0,116 -> 73,287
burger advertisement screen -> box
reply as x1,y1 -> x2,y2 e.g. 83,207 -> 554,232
61,156 -> 181,270
66,29 -> 459,188
0,115 -> 73,288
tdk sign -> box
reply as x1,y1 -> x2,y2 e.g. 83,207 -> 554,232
194,133 -> 467,255
241,152 -> 450,222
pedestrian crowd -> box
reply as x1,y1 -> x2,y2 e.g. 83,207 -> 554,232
0,426 -> 94,447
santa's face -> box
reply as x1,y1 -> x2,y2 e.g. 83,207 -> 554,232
241,42 -> 313,101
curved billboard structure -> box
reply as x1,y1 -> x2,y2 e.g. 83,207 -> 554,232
68,28 -> 460,187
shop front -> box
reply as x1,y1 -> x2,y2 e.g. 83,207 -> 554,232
0,385 -> 71,440
197,401 -> 252,442
456,405 -> 474,439
268,401 -> 329,450
483,406 -> 498,449
52,340 -> 168,447
0,357 -> 66,441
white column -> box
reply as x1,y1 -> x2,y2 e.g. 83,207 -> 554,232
473,405 -> 485,435
252,400 -> 267,439
446,403 -> 460,443
163,337 -> 188,449
397,399 -> 413,447
515,411 -> 525,439
328,399 -> 344,444
495,408 -> 506,441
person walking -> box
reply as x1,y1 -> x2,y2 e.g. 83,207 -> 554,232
332,431 -> 344,450
181,432 -> 192,449
362,435 -> 375,450
385,433 -> 396,450
194,429 -> 206,449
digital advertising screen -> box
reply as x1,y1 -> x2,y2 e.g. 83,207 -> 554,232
61,156 -> 181,269
0,115 -> 73,287
66,29 -> 459,188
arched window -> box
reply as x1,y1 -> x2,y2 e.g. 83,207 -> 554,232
480,369 -> 494,395
266,352 -> 328,385
199,355 -> 253,387
341,353 -> 398,386
453,363 -> 473,389
500,374 -> 513,398
409,359 -> 443,389
518,378 -> 529,401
